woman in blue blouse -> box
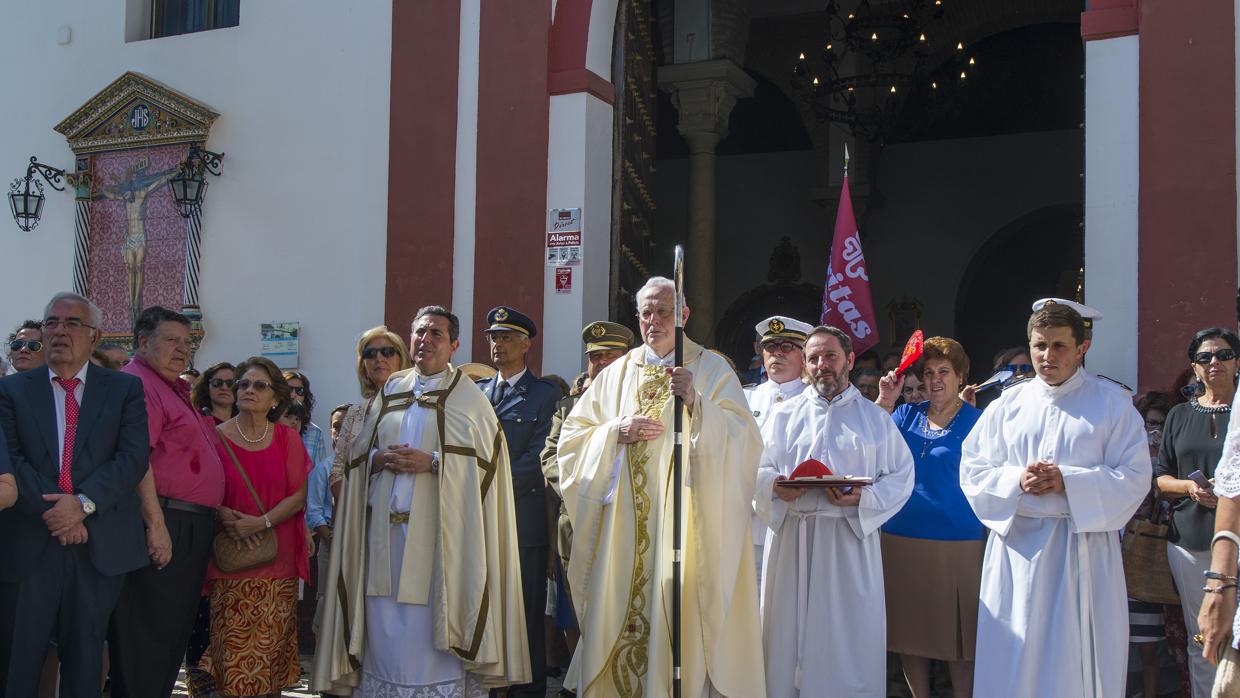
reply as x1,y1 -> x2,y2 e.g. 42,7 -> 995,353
875,336 -> 985,698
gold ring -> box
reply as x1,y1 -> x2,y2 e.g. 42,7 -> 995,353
1194,633 -> 1206,647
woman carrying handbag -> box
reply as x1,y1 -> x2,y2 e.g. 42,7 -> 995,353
198,356 -> 311,698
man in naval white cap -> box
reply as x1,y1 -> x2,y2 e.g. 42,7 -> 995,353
961,300 -> 1149,697
744,315 -> 814,583
1030,297 -> 1132,393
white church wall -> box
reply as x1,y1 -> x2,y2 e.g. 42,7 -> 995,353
0,1 -> 392,422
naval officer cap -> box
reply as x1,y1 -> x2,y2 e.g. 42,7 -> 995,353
1031,298 -> 1102,337
582,321 -> 634,354
483,306 -> 537,338
755,315 -> 815,344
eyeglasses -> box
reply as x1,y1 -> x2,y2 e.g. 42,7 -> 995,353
762,341 -> 802,355
235,379 -> 272,392
1193,349 -> 1237,364
42,318 -> 96,332
209,378 -> 235,389
1004,363 -> 1034,375
8,340 -> 42,353
362,346 -> 399,360
290,386 -> 307,396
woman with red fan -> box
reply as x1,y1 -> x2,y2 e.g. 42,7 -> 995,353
875,336 -> 985,698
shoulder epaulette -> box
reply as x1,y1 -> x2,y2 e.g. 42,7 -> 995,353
1096,374 -> 1134,393
1002,375 -> 1034,391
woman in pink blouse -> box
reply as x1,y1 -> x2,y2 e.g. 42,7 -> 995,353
199,356 -> 310,697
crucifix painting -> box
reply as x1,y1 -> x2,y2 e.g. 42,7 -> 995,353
87,144 -> 188,333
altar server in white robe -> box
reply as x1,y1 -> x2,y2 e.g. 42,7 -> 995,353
755,325 -> 914,698
960,301 -> 1150,698
745,315 -> 813,583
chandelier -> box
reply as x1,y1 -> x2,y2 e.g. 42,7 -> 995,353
789,0 -> 974,142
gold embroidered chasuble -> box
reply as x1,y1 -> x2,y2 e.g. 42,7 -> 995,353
559,339 -> 767,697
311,365 -> 531,694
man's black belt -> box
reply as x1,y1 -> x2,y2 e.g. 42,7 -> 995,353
157,496 -> 216,517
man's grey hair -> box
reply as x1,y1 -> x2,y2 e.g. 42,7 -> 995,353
44,291 -> 103,328
806,325 -> 854,356
635,276 -> 685,307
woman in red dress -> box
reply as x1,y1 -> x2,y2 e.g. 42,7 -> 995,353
200,356 -> 310,697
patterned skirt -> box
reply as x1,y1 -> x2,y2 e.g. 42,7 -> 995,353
199,578 -> 300,696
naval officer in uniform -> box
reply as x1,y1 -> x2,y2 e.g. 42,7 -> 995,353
475,306 -> 560,697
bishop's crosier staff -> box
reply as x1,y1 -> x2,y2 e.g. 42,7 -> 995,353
672,244 -> 685,698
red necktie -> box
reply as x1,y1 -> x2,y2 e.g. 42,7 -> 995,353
54,377 -> 80,494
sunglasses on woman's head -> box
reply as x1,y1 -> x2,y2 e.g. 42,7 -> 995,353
8,340 -> 42,353
209,378 -> 235,389
235,379 -> 272,392
1193,349 -> 1237,364
362,346 -> 399,360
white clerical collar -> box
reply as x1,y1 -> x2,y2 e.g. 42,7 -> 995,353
497,367 -> 527,385
809,382 -> 857,406
411,367 -> 447,395
1034,366 -> 1085,397
643,346 -> 676,367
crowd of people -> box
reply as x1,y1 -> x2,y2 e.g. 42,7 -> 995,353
1,284 -> 1240,698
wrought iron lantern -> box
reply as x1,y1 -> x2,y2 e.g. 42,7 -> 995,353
170,143 -> 224,218
8,157 -> 67,232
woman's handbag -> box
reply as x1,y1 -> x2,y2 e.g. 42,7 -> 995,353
212,430 -> 279,573
1121,494 -> 1180,605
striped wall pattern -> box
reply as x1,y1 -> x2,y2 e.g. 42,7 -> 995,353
183,205 -> 203,306
71,196 -> 90,296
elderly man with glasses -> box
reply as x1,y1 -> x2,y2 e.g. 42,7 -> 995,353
744,315 -> 813,584
0,291 -> 150,697
107,305 -> 225,698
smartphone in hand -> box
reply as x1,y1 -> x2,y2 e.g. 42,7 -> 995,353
1189,470 -> 1213,490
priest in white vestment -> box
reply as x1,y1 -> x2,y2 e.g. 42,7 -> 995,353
745,315 -> 813,584
558,277 -> 767,697
312,306 -> 530,696
754,325 -> 914,698
960,302 -> 1150,698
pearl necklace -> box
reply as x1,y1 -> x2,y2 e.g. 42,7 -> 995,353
237,419 -> 270,444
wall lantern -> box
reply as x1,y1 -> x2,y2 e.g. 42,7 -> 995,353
170,143 -> 224,218
8,156 -> 85,232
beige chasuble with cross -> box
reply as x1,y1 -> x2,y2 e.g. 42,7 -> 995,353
311,364 -> 530,694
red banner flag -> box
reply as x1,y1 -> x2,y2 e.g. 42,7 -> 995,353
819,174 -> 880,355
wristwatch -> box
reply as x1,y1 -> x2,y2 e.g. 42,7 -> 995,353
430,451 -> 441,475
76,494 -> 96,516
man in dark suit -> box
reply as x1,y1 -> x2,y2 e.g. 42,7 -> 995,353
476,306 -> 558,697
0,292 -> 150,698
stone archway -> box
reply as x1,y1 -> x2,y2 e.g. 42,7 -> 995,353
953,203 -> 1083,382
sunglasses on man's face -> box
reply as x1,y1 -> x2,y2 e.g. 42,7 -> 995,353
1004,363 -> 1034,375
235,379 -> 272,392
290,386 -> 307,396
1193,349 -> 1237,364
209,378 -> 235,389
9,340 -> 43,353
362,346 -> 399,360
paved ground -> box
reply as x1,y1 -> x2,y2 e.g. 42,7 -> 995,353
170,659 -> 568,697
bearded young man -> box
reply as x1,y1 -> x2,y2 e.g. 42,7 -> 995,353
754,325 -> 914,698
312,305 -> 530,697
558,277 -> 766,697
960,302 -> 1150,697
